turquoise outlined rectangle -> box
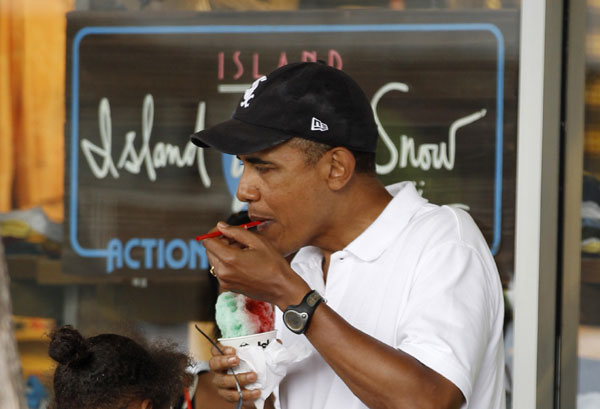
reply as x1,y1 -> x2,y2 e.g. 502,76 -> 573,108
69,23 -> 505,259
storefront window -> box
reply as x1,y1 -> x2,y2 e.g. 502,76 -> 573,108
1,1 -> 519,407
578,1 -> 600,407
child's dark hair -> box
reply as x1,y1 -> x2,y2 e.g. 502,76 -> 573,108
48,325 -> 190,409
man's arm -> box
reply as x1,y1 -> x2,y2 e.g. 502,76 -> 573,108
299,301 -> 464,409
204,223 -> 465,409
193,371 -> 238,409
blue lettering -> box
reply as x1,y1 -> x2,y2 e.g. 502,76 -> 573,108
188,239 -> 208,269
106,238 -> 123,273
124,238 -> 141,269
105,238 -> 209,273
157,239 -> 165,268
165,239 -> 188,269
140,239 -> 157,268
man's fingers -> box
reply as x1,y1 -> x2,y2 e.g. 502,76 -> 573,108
217,221 -> 263,248
203,223 -> 267,269
212,371 -> 261,404
203,233 -> 261,278
211,345 -> 235,357
209,354 -> 239,373
203,235 -> 243,265
217,386 -> 261,404
213,371 -> 257,389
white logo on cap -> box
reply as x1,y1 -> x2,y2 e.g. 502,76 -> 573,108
311,117 -> 329,132
240,76 -> 267,108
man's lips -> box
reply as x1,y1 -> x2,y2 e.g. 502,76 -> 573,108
248,212 -> 272,222
248,213 -> 274,231
195,220 -> 262,241
256,220 -> 273,232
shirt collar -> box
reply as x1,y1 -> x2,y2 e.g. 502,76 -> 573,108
291,182 -> 428,270
344,182 -> 428,262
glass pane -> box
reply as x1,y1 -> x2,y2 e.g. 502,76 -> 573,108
579,1 -> 600,408
1,1 -> 519,408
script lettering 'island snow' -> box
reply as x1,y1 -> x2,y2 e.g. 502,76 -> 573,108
216,292 -> 274,338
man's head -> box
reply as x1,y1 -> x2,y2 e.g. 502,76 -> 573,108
190,61 -> 379,160
192,62 -> 382,253
233,138 -> 361,255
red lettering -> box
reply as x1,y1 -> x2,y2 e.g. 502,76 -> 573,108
278,51 -> 288,68
301,51 -> 317,62
232,51 -> 244,80
218,50 -> 345,80
252,53 -> 264,79
217,51 -> 224,80
328,49 -> 343,69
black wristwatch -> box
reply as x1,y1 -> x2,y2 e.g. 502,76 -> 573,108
283,290 -> 326,334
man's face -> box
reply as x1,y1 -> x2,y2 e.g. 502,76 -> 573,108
236,141 -> 330,255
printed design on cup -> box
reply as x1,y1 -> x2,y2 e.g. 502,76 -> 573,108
236,339 -> 271,349
218,331 -> 278,350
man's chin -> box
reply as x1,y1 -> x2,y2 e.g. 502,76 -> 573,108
255,222 -> 282,248
255,222 -> 299,257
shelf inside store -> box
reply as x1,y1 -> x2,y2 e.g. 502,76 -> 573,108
582,256 -> 600,285
13,316 -> 55,342
581,258 -> 600,326
5,255 -> 119,284
5,254 -> 208,284
584,103 -> 600,117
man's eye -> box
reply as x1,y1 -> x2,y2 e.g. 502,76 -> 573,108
255,166 -> 269,173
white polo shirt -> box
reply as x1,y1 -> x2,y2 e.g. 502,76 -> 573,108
275,182 -> 505,409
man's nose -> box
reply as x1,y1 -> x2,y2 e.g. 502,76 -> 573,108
236,176 -> 259,203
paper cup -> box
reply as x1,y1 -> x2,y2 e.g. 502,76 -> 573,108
218,330 -> 277,350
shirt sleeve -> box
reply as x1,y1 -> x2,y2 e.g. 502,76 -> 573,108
395,241 -> 494,406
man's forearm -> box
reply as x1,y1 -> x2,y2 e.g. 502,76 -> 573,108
301,303 -> 464,409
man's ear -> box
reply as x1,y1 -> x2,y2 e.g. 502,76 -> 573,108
321,147 -> 355,191
140,399 -> 153,409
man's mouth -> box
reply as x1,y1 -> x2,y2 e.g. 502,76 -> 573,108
248,213 -> 274,232
256,220 -> 274,232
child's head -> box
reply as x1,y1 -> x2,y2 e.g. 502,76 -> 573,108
48,326 -> 190,409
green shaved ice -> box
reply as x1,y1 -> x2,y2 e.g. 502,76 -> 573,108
215,292 -> 260,338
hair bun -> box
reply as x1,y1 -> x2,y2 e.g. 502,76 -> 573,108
48,326 -> 90,366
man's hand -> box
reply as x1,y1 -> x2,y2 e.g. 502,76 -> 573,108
203,222 -> 309,308
209,345 -> 261,408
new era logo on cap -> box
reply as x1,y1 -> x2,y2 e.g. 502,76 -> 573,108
311,117 -> 329,132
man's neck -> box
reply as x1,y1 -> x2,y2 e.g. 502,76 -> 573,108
312,178 -> 392,258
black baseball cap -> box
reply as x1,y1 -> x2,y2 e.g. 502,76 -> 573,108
190,62 -> 378,155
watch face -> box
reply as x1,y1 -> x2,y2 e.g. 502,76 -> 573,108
284,310 -> 308,332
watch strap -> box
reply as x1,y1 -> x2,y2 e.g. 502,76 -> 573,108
283,290 -> 325,334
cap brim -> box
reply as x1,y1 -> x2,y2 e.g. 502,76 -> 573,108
190,118 -> 292,155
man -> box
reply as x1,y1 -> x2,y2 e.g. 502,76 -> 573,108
191,62 -> 505,409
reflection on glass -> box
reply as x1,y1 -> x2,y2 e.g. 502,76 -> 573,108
79,0 -> 520,11
579,1 -> 600,408
2,1 -> 518,407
